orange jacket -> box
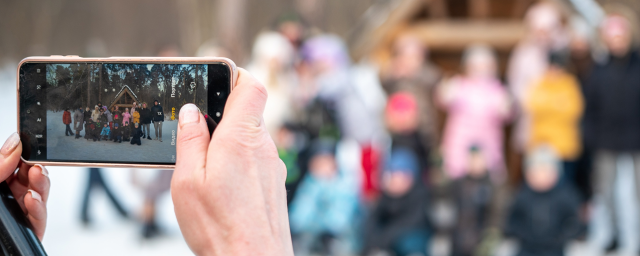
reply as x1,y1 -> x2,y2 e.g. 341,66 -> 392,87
525,70 -> 584,160
63,111 -> 72,125
132,111 -> 140,124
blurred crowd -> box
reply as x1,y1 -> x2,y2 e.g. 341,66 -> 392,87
79,2 -> 640,256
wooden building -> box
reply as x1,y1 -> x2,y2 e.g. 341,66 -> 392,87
109,85 -> 139,110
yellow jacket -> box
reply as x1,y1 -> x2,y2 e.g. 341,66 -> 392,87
132,111 -> 140,124
525,70 -> 584,160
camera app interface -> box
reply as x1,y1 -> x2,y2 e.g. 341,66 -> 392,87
43,63 -> 209,164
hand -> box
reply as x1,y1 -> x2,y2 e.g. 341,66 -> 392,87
172,68 -> 293,256
0,133 -> 50,240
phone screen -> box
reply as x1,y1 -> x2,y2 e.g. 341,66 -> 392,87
19,62 -> 230,165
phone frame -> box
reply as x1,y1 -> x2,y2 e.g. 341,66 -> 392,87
16,56 -> 238,169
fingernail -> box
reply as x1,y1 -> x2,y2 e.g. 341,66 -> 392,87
0,133 -> 20,156
35,164 -> 48,177
179,104 -> 200,126
28,190 -> 42,203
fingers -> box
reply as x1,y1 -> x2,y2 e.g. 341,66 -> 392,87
0,133 -> 22,182
24,189 -> 46,240
223,68 -> 268,128
27,164 -> 50,203
174,103 -> 210,183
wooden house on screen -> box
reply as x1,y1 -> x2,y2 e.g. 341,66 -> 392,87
109,85 -> 139,110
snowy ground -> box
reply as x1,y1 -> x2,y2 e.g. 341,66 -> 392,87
46,111 -> 178,163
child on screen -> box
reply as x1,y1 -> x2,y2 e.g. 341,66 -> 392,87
100,123 -> 110,141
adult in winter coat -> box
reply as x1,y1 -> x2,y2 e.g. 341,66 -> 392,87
583,14 -> 640,255
63,108 -> 74,136
150,100 -> 164,142
73,108 -> 84,139
91,106 -> 101,123
139,102 -> 152,140
83,107 -> 92,139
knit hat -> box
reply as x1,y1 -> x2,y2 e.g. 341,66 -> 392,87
385,148 -> 419,177
525,145 -> 562,173
114,123 -> 119,128
309,138 -> 336,157
386,92 -> 418,115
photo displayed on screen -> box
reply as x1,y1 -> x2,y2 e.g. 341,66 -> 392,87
45,63 -> 208,164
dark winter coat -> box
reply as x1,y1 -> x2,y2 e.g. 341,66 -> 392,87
112,127 -> 123,138
150,104 -> 164,122
363,184 -> 430,254
584,51 -> 640,151
139,107 -> 152,124
123,125 -> 131,141
451,174 -> 495,256
130,126 -> 143,144
506,184 -> 583,256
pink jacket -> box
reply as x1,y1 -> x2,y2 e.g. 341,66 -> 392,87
122,112 -> 131,125
440,76 -> 510,180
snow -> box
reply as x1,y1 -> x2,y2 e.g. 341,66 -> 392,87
46,111 -> 178,163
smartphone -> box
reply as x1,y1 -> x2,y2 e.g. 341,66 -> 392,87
17,56 -> 237,169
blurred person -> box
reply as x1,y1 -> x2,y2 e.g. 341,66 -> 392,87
80,167 -> 129,225
73,107 -> 84,139
584,13 -> 640,256
381,34 -> 442,150
100,123 -> 110,141
91,105 -> 101,123
132,108 -> 140,125
103,106 -> 113,133
137,169 -> 173,239
246,32 -> 297,137
112,123 -> 122,143
288,139 -> 360,256
524,50 -> 584,184
151,100 -> 164,142
450,146 -> 497,256
363,148 -> 430,256
438,45 -> 511,180
83,107 -> 91,139
275,12 -> 306,50
112,106 -> 122,129
122,107 -> 131,126
568,16 -> 596,85
506,146 -> 582,256
139,103 -> 152,140
508,2 -> 566,178
63,108 -> 74,136
130,123 -> 143,146
301,35 -> 387,200
275,123 -> 303,203
385,92 -> 429,181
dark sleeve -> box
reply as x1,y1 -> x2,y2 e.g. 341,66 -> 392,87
375,192 -> 428,249
362,203 -> 384,254
554,187 -> 584,244
505,191 -> 526,239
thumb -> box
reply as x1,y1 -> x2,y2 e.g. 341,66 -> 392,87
0,133 -> 22,182
174,104 -> 210,185
221,68 -> 268,128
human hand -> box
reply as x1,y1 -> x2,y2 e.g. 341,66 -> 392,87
0,133 -> 50,240
172,68 -> 293,256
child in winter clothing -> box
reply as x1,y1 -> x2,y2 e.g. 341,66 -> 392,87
86,120 -> 98,142
123,121 -> 131,141
451,146 -> 497,256
363,147 -> 430,256
100,123 -> 110,140
112,123 -> 123,143
506,146 -> 582,256
130,123 -> 143,146
63,108 -> 74,136
288,139 -> 360,256
132,109 -> 141,124
122,108 -> 132,126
